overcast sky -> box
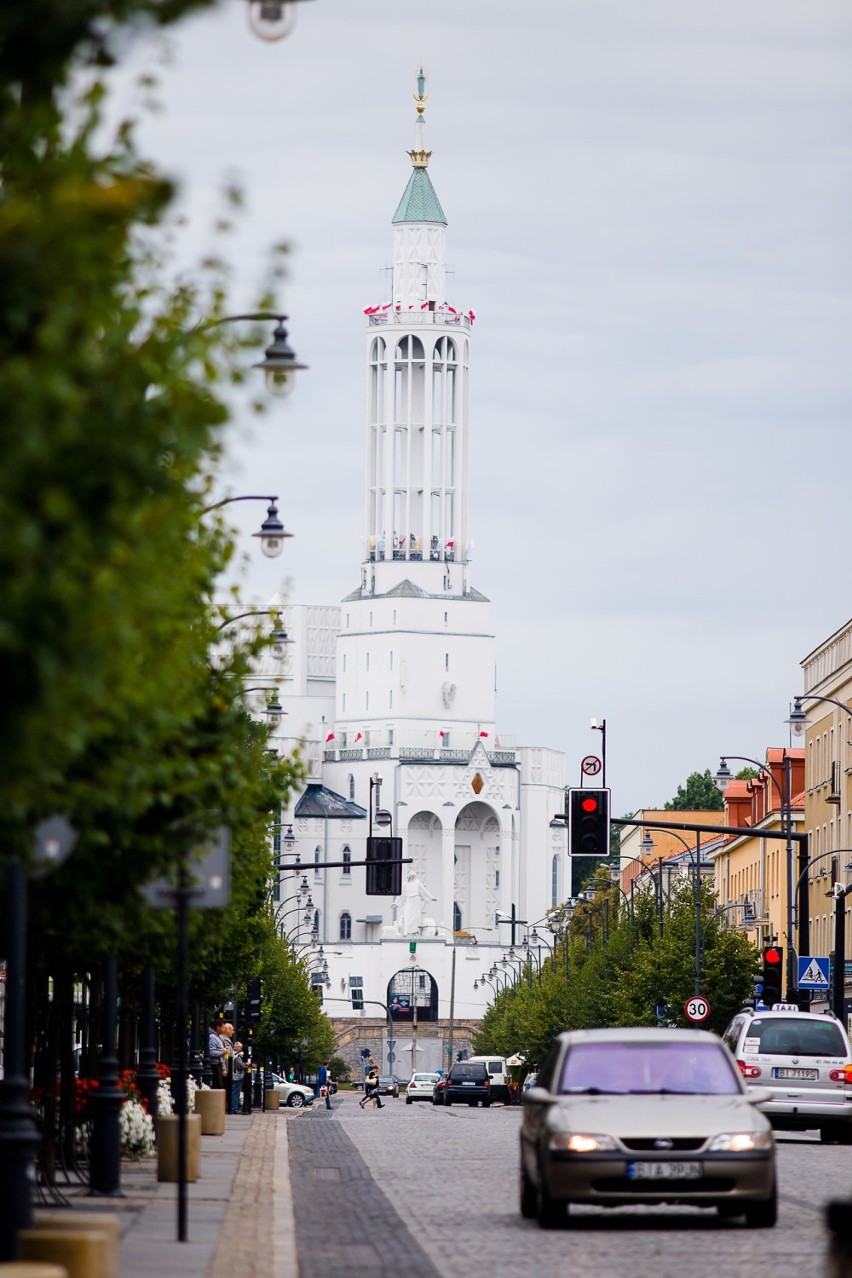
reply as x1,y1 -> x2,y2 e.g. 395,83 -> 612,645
110,0 -> 852,815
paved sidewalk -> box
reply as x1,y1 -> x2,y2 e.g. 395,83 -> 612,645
48,1106 -> 299,1277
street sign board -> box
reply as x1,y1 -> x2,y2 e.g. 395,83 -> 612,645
798,956 -> 830,989
684,996 -> 711,1023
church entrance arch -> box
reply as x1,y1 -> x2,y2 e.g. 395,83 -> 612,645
387,968 -> 438,1022
453,801 -> 500,933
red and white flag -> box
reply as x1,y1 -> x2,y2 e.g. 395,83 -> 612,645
355,732 -> 363,743
447,306 -> 457,315
468,310 -> 476,323
479,730 -> 489,738
363,305 -> 380,315
439,730 -> 446,738
325,732 -> 335,742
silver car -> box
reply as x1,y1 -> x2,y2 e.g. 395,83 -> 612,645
721,1007 -> 852,1144
520,1027 -> 776,1229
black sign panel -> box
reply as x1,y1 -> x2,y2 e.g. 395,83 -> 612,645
366,835 -> 403,896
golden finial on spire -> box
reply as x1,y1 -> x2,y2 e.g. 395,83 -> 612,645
408,64 -> 431,168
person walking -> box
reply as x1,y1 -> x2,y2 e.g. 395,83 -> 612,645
317,1060 -> 333,1111
359,1061 -> 384,1110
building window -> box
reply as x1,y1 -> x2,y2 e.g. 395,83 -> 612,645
348,775 -> 355,801
453,901 -> 462,932
350,975 -> 364,1010
313,908 -> 320,934
366,652 -> 370,671
445,653 -> 449,671
389,690 -> 393,709
310,972 -> 324,1004
551,855 -> 559,907
314,848 -> 321,877
343,846 -> 352,876
495,869 -> 500,888
339,912 -> 352,941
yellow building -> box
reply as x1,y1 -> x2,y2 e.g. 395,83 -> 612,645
710,752 -> 805,967
796,618 -> 852,1013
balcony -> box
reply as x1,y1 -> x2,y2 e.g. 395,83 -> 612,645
323,730 -> 516,766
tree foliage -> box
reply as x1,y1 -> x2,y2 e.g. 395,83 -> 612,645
664,769 -> 724,811
473,867 -> 758,1066
0,0 -> 330,1056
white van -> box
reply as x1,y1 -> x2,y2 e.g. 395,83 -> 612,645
467,1056 -> 509,1103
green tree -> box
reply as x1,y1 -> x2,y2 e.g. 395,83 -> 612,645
664,769 -> 724,811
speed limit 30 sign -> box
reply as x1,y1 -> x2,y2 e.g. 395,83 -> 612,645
684,996 -> 711,1023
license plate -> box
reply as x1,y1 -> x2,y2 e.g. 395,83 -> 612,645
773,1068 -> 817,1081
461,1081 -> 475,1086
627,1162 -> 702,1180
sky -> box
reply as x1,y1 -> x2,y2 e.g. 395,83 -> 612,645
107,0 -> 852,815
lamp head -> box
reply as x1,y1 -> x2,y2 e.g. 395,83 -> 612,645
270,625 -> 293,661
786,698 -> 811,737
254,501 -> 293,559
639,831 -> 655,855
254,317 -> 308,397
714,758 -> 733,792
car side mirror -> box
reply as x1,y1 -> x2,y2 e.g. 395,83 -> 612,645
522,1086 -> 554,1105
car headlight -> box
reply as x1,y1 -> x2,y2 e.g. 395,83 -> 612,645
549,1132 -> 619,1153
708,1131 -> 774,1153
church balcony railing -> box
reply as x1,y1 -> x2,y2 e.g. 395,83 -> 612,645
366,538 -> 464,564
367,310 -> 472,329
323,731 -> 516,764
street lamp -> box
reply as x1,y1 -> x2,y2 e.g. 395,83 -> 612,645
246,0 -> 316,43
202,495 -> 292,559
715,752 -> 797,1001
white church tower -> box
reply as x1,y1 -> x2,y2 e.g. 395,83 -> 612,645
267,72 -> 567,1070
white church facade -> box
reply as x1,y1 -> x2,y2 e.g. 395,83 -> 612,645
263,74 -> 567,1074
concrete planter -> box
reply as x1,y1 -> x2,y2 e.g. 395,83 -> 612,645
194,1087 -> 226,1135
156,1113 -> 201,1182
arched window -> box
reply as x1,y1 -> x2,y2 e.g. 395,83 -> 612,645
313,908 -> 320,935
342,846 -> 351,877
453,901 -> 462,932
314,846 -> 321,877
348,774 -> 355,801
551,854 -> 559,907
339,912 -> 352,941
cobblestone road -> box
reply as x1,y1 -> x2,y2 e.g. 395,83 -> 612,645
290,1095 -> 851,1278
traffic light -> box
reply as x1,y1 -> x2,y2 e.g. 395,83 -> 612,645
568,788 -> 610,857
366,836 -> 403,896
761,945 -> 784,1006
246,976 -> 263,1026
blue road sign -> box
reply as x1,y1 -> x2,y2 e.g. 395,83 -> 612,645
798,956 -> 830,989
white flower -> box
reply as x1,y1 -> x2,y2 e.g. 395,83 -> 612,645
120,1098 -> 155,1159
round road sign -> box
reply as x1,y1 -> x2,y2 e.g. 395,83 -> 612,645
684,996 -> 711,1023
580,755 -> 602,776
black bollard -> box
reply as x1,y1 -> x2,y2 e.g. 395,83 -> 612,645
89,953 -> 124,1196
136,967 -> 159,1127
0,857 -> 39,1260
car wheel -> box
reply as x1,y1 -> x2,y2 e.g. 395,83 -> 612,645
537,1180 -> 567,1230
822,1122 -> 852,1146
520,1164 -> 537,1220
744,1183 -> 778,1229
483,1099 -> 491,1108
406,1096 -> 412,1105
287,1093 -> 305,1109
445,1094 -> 452,1107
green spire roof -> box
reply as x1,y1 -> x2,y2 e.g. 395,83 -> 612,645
392,167 -> 447,226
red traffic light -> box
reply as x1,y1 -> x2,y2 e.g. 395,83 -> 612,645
763,947 -> 782,966
580,796 -> 599,813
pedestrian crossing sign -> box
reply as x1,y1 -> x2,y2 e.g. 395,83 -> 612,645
797,956 -> 830,989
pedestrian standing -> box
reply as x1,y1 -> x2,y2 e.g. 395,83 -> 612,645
208,1019 -> 228,1089
230,1041 -> 246,1114
317,1061 -> 333,1110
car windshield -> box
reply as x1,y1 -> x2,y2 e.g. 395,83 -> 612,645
452,1064 -> 484,1079
745,1017 -> 847,1057
558,1041 -> 740,1096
